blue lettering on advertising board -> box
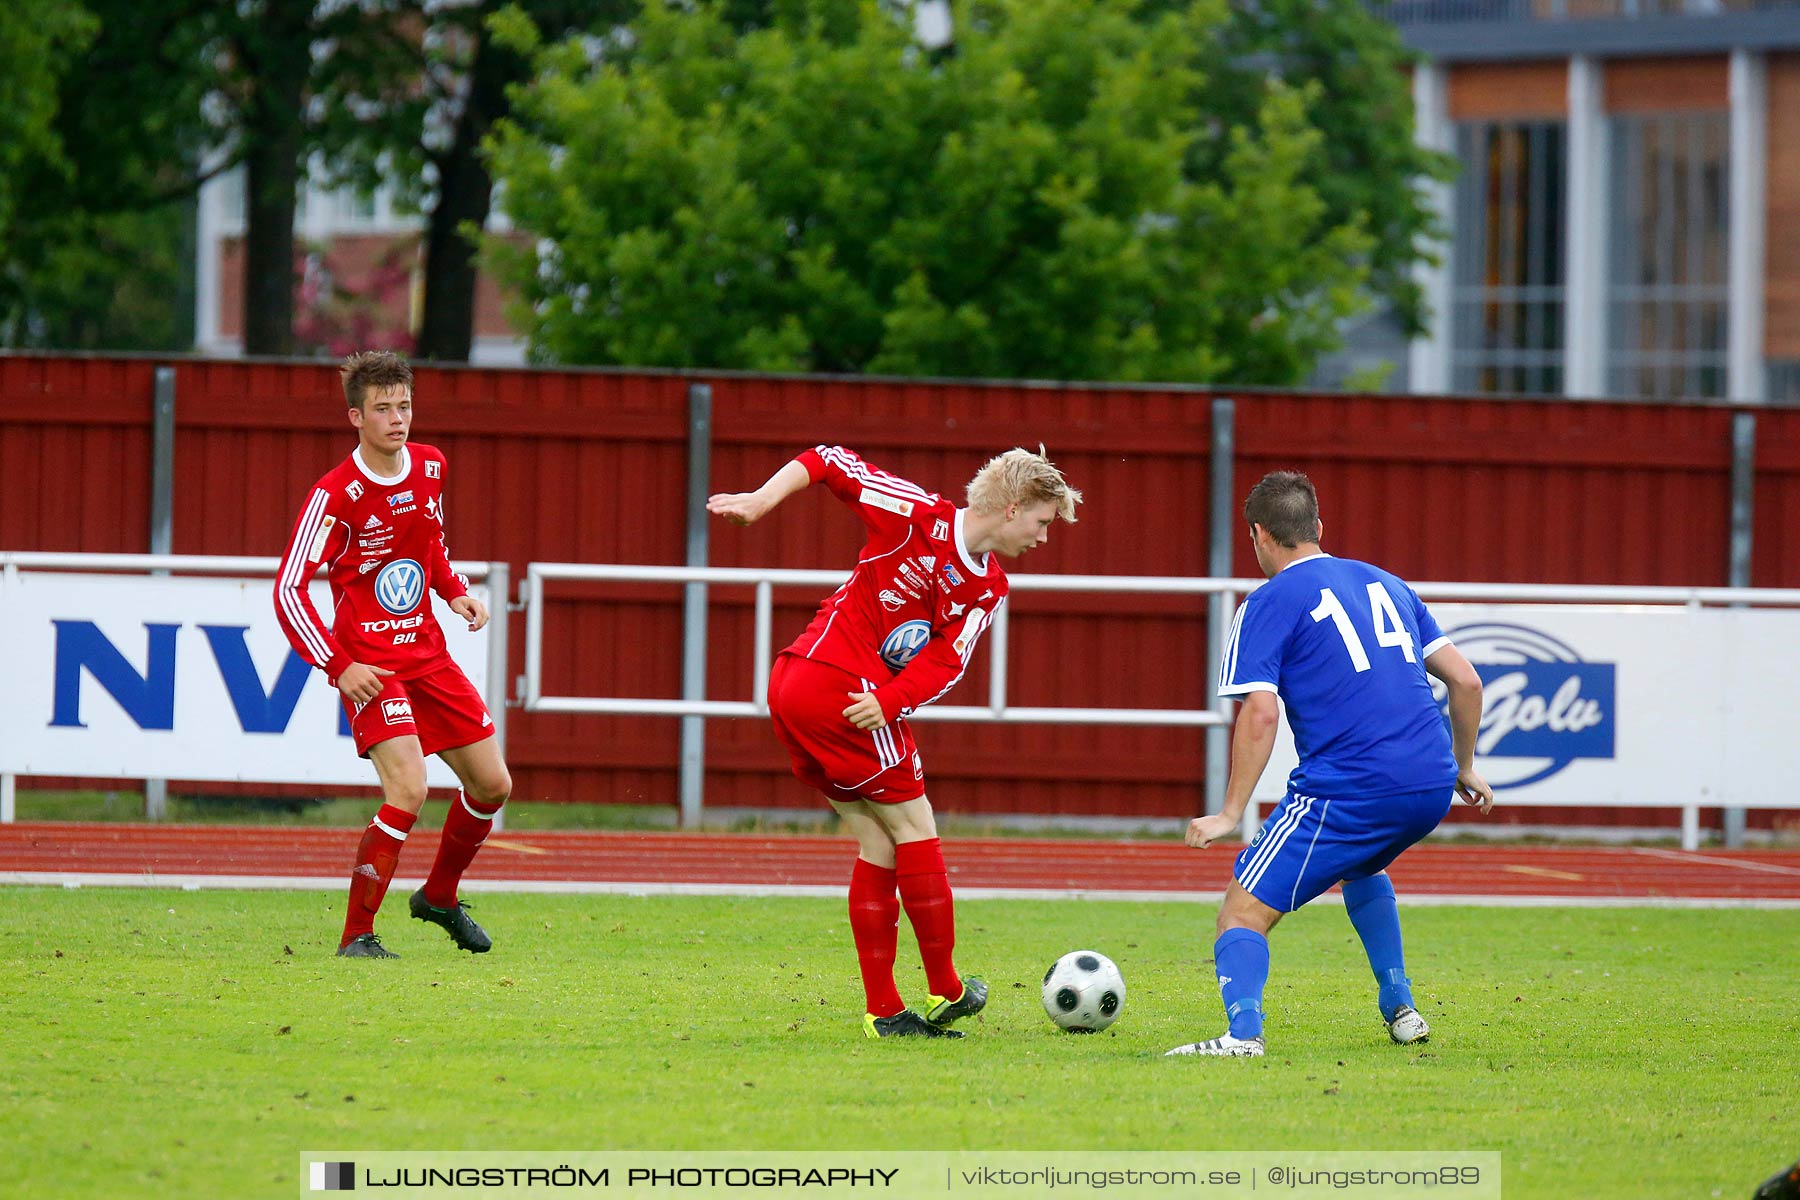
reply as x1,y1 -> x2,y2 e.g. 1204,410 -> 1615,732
49,620 -> 347,737
1442,622 -> 1617,790
50,621 -> 180,730
198,626 -> 314,734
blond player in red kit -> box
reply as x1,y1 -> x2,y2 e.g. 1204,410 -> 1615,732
274,351 -> 512,958
709,446 -> 1082,1037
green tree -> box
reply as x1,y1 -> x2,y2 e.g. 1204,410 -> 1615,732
317,2 -> 638,362
0,2 -> 91,233
483,0 -> 1387,384
1186,0 -> 1454,335
0,0 -> 96,342
0,0 -> 208,350
1,205 -> 195,351
0,0 -> 396,354
329,1 -> 796,363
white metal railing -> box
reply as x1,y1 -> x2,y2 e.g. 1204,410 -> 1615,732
522,564 -> 1800,721
522,563 -> 1250,727
17,553 -> 1800,841
0,552 -> 496,579
523,564 -> 1800,844
1410,581 -> 1800,607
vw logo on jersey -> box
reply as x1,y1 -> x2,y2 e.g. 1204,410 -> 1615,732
879,620 -> 932,671
374,558 -> 426,616
1439,623 -> 1615,790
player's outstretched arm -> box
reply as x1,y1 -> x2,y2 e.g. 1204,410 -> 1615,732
1426,644 -> 1495,813
707,459 -> 812,526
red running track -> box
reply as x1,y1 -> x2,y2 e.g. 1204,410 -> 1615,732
4,822 -> 1800,902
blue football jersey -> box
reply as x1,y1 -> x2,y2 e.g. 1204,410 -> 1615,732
1220,554 -> 1456,798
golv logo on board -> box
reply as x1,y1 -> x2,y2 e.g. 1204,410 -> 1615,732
1438,622 -> 1616,790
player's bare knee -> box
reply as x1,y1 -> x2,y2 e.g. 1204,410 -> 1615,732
468,768 -> 511,807
876,796 -> 938,844
856,840 -> 897,869
1217,887 -> 1280,938
385,775 -> 429,814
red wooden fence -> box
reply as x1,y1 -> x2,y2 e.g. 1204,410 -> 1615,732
4,353 -> 1792,828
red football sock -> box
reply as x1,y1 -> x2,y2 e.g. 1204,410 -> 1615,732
895,837 -> 961,999
422,791 -> 504,908
848,857 -> 904,1017
342,804 -> 416,946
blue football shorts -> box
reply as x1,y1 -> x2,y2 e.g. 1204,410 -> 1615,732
1232,784 -> 1454,913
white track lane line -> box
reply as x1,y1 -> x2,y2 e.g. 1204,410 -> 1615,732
3,872 -> 1797,908
1627,846 -> 1800,877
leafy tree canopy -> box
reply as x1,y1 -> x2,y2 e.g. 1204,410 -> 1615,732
486,0 -> 1423,385
1180,0 -> 1452,335
0,3 -> 91,229
0,0 -> 96,342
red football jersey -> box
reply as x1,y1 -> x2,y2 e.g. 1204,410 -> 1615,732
785,446 -> 1007,722
273,443 -> 470,682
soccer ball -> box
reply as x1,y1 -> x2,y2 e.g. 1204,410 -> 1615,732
1041,950 -> 1125,1032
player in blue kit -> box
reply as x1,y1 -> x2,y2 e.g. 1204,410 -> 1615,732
1168,471 -> 1494,1058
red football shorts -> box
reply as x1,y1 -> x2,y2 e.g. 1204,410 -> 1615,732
343,658 -> 494,758
768,653 -> 926,804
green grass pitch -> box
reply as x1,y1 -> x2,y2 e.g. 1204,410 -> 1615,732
2,887 -> 1793,1197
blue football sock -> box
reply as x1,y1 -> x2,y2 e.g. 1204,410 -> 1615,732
1214,927 -> 1270,1040
1343,874 -> 1413,1020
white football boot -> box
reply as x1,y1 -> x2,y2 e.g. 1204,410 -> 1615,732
1165,1033 -> 1266,1058
1387,1005 -> 1430,1045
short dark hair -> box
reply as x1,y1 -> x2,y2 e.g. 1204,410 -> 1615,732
1244,470 -> 1321,548
340,350 -> 413,410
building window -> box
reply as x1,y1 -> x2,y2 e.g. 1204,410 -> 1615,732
1606,112 -> 1729,399
1769,360 -> 1800,404
1450,120 -> 1568,395
218,168 -> 246,228
333,187 -> 379,226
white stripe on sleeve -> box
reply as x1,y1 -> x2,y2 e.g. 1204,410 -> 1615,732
908,597 -> 1002,714
1219,603 -> 1247,691
278,489 -> 336,664
819,446 -> 934,504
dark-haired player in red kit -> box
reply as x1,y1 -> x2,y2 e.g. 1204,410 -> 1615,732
273,350 -> 512,958
710,445 -> 1082,1037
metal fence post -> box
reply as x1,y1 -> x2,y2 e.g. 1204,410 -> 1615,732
1206,396 -> 1236,818
485,560 -> 510,833
1,560 -> 13,822
145,365 -> 177,821
1723,409 -> 1757,848
679,383 -> 714,827
1729,410 -> 1756,590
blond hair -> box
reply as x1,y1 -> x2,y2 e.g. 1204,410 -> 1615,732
965,446 -> 1082,523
